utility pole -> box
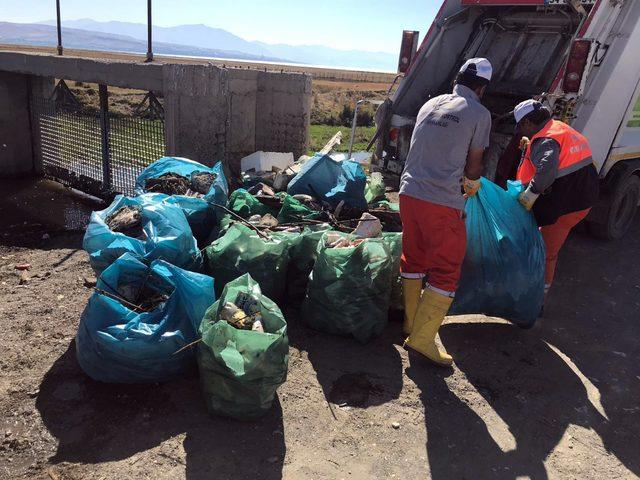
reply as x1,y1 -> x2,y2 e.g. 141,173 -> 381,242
146,0 -> 154,62
56,0 -> 63,55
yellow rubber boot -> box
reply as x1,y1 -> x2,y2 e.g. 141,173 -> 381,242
403,288 -> 454,366
402,278 -> 422,335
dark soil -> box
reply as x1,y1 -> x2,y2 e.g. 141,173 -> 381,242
105,206 -> 145,239
145,172 -> 191,196
190,172 -> 217,195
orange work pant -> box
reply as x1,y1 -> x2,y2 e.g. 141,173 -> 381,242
399,194 -> 467,294
540,208 -> 591,286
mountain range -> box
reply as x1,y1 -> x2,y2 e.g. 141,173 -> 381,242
0,19 -> 397,71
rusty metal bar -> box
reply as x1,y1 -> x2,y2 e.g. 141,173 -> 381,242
99,84 -> 112,193
56,0 -> 63,55
146,0 -> 154,62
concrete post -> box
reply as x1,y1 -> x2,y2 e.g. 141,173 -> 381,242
255,71 -> 312,160
0,72 -> 34,177
162,64 -> 229,167
226,69 -> 258,175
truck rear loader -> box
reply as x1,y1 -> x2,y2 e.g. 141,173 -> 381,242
375,0 -> 640,239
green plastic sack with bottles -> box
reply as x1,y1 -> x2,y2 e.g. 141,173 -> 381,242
382,232 -> 403,311
204,223 -> 298,302
228,189 -> 278,219
285,224 -> 332,304
277,194 -> 324,224
198,274 -> 289,420
302,231 -> 394,343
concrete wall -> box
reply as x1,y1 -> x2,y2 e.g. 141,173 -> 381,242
0,51 -> 311,179
163,64 -> 229,165
0,72 -> 33,176
255,71 -> 312,161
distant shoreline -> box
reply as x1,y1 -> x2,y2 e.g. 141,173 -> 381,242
0,44 -> 398,83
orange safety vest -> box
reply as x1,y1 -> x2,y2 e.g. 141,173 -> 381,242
517,120 -> 593,185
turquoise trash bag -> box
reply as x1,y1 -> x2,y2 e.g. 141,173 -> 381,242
287,154 -> 368,210
134,157 -> 229,239
76,253 -> 216,383
83,193 -> 202,276
450,179 -> 545,328
197,274 -> 289,420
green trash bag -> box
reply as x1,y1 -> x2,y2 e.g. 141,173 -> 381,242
285,224 -> 332,304
198,274 -> 289,420
228,189 -> 278,219
277,195 -> 324,224
302,231 -> 394,343
382,232 -> 403,311
204,223 -> 299,302
365,172 -> 386,204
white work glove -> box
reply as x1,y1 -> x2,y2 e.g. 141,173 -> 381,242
518,184 -> 540,211
463,177 -> 481,198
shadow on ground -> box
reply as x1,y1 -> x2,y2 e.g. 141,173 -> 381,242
287,311 -> 404,411
35,342 -> 285,480
408,219 -> 640,479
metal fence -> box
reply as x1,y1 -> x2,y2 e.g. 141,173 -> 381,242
30,83 -> 165,199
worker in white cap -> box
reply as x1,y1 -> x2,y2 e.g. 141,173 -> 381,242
514,99 -> 599,300
399,58 -> 493,366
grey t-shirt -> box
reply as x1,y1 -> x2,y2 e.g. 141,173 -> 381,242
399,84 -> 492,210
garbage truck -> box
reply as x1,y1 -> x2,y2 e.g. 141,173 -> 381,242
375,0 -> 640,239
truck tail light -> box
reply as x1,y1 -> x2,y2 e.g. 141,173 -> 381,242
563,39 -> 591,93
397,30 -> 419,74
389,127 -> 400,145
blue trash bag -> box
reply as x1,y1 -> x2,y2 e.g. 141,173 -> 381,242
287,154 -> 368,210
83,193 -> 202,276
76,253 -> 216,383
450,179 -> 545,328
134,157 -> 229,238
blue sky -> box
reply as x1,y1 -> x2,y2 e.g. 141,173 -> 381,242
2,0 -> 440,53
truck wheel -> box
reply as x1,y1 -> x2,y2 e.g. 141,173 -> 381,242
589,175 -> 640,240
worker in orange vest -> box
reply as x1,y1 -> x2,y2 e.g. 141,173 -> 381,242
514,99 -> 599,300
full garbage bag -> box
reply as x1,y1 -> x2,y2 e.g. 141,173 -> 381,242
450,179 -> 545,327
365,172 -> 386,204
285,224 -> 332,304
302,232 -> 394,343
134,157 -> 228,239
198,274 -> 289,420
228,189 -> 278,219
204,223 -> 299,302
382,232 -> 403,311
277,194 -> 324,223
76,253 -> 216,383
83,194 -> 201,275
287,154 -> 368,210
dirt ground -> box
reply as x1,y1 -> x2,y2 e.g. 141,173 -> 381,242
0,179 -> 639,480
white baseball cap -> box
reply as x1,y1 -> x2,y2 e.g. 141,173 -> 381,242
514,99 -> 544,124
459,58 -> 493,82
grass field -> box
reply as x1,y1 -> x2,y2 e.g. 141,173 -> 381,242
308,124 -> 377,154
